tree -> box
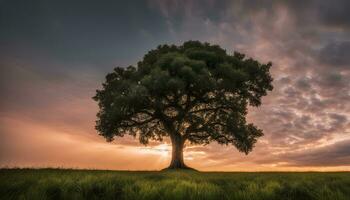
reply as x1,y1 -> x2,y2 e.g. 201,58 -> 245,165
93,41 -> 273,169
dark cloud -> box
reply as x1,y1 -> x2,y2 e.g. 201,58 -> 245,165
282,139 -> 350,166
0,0 -> 171,71
319,41 -> 350,67
317,0 -> 350,29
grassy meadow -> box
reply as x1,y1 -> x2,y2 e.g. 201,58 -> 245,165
0,169 -> 349,200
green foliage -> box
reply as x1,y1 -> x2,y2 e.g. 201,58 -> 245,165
93,41 -> 273,154
1,169 -> 350,200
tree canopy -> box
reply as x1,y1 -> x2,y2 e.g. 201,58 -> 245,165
93,41 -> 273,168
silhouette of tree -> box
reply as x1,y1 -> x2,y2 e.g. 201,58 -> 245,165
93,41 -> 273,169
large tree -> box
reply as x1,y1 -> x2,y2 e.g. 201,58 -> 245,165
93,41 -> 273,169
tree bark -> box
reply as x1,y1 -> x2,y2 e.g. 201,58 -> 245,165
167,134 -> 190,169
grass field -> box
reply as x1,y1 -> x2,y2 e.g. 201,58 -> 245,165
0,169 -> 349,200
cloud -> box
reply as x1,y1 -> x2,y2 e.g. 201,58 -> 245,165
319,41 -> 350,67
281,139 -> 350,166
148,0 -> 350,168
0,0 -> 349,170
316,0 -> 350,29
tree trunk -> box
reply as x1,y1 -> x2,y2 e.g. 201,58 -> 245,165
167,134 -> 190,169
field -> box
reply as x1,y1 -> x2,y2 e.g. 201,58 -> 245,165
0,169 -> 349,200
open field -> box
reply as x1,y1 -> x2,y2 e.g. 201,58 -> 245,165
0,169 -> 349,200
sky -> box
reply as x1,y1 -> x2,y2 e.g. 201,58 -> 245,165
0,0 -> 349,171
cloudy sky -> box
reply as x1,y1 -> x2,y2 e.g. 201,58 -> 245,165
1,0 -> 349,171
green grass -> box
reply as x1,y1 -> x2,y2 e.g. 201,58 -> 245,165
0,169 -> 349,200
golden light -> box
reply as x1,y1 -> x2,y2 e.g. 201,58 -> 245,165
137,144 -> 171,158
